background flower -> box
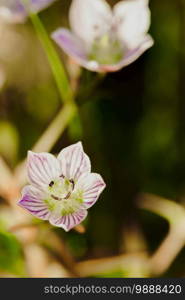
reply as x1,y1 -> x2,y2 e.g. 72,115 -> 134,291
52,0 -> 154,72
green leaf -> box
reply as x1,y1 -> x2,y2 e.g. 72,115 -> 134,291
0,230 -> 25,276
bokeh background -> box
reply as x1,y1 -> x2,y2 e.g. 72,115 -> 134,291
0,0 -> 185,277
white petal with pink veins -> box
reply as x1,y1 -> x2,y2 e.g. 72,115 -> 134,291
49,209 -> 88,231
114,0 -> 151,48
57,142 -> 91,180
52,28 -> 88,64
27,151 -> 61,190
18,185 -> 51,220
69,0 -> 112,48
51,29 -> 102,72
76,173 -> 106,208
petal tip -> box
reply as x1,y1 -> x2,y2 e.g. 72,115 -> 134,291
17,199 -> 23,207
51,28 -> 62,40
27,150 -> 36,159
76,141 -> 83,148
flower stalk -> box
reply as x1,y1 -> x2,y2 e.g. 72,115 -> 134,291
30,12 -> 74,105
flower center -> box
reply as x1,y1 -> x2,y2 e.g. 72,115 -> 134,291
48,175 -> 75,201
44,175 -> 84,216
89,33 -> 123,65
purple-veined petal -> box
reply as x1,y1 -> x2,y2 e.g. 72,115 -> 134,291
51,29 -> 103,72
113,0 -> 151,48
49,209 -> 88,231
18,185 -> 51,220
69,0 -> 112,48
57,142 -> 91,180
76,173 -> 106,209
51,28 -> 88,65
27,151 -> 61,190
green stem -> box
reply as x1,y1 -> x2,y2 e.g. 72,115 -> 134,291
30,13 -> 73,104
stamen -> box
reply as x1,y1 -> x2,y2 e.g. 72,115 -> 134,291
51,194 -> 62,201
69,179 -> 75,190
64,192 -> 71,199
49,181 -> 54,187
89,33 -> 123,65
49,176 -> 75,202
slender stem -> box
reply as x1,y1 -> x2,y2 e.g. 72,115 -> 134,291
138,193 -> 185,275
16,14 -> 79,185
149,224 -> 185,275
30,13 -> 73,104
77,72 -> 106,105
137,193 -> 185,225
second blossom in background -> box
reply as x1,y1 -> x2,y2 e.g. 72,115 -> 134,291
0,0 -> 56,23
52,0 -> 154,73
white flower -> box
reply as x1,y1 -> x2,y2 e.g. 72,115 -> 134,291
52,0 -> 154,72
18,142 -> 106,231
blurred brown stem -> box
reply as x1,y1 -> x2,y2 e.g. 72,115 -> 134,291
9,222 -> 37,233
0,156 -> 20,205
138,193 -> 185,275
40,229 -> 79,277
76,253 -> 149,277
10,221 -> 85,235
150,224 -> 185,275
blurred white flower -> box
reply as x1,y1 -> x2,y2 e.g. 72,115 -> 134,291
0,0 -> 56,23
18,142 -> 106,231
52,0 -> 154,72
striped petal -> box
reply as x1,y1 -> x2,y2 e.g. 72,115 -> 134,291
27,151 -> 61,190
51,29 -> 103,72
18,185 -> 51,220
114,0 -> 151,48
52,28 -> 88,66
69,0 -> 112,48
57,142 -> 91,180
49,209 -> 88,231
76,173 -> 106,208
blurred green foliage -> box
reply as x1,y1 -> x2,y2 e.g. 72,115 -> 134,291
0,231 -> 24,276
